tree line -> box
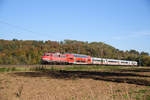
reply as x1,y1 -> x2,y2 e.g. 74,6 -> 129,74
0,39 -> 149,66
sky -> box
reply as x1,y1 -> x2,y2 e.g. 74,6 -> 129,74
0,0 -> 150,53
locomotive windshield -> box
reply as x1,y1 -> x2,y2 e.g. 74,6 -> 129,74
44,53 -> 51,56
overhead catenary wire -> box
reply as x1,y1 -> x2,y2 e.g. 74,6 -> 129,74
0,20 -> 48,37
0,19 -> 72,40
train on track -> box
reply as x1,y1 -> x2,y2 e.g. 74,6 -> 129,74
41,52 -> 138,66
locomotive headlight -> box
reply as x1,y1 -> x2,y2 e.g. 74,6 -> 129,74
42,58 -> 48,60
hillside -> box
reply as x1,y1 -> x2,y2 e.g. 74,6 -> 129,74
0,39 -> 149,66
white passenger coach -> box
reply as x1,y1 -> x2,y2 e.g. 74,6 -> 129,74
92,57 -> 137,66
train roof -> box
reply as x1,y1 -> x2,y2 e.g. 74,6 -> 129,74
92,57 -> 103,59
64,53 -> 89,58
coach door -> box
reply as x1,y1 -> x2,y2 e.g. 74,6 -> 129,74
87,57 -> 91,64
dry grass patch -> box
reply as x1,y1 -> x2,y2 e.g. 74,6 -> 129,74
0,65 -> 150,100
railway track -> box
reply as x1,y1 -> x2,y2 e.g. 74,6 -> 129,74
0,64 -> 89,68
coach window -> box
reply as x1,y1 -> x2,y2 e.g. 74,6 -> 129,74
69,57 -> 73,60
46,54 -> 50,56
53,55 -> 59,57
60,55 -> 65,58
81,60 -> 85,63
77,60 -> 81,62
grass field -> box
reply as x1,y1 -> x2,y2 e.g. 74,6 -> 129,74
0,65 -> 150,100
